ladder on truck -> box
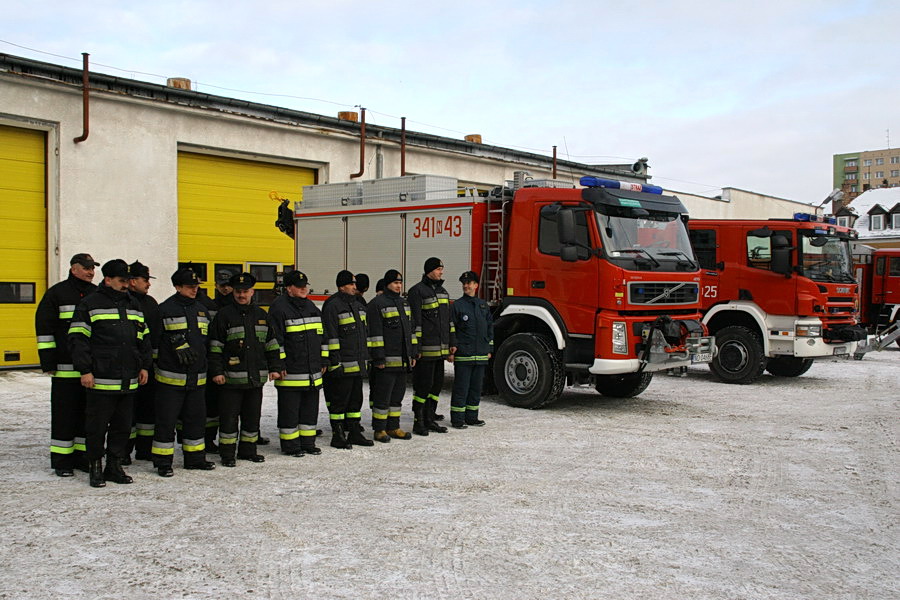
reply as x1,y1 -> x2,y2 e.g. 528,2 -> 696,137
481,194 -> 507,305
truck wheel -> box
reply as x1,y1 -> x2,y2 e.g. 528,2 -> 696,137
765,356 -> 814,377
493,333 -> 564,409
594,372 -> 653,398
709,325 -> 767,384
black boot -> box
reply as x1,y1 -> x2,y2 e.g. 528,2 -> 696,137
103,456 -> 134,484
426,399 -> 448,433
412,402 -> 429,436
330,421 -> 352,449
89,459 -> 106,488
346,421 -> 374,447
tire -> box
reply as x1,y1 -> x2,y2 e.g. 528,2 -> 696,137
709,325 -> 767,384
765,356 -> 814,377
493,333 -> 565,409
595,372 -> 653,398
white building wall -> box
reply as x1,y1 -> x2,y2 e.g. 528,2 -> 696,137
672,187 -> 819,220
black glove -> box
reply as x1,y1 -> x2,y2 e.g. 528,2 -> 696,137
170,332 -> 196,367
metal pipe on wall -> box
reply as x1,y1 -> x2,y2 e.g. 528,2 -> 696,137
73,53 -> 90,144
401,117 -> 407,176
349,108 -> 366,179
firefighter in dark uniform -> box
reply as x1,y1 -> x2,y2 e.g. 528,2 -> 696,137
267,270 -> 327,456
68,259 -> 152,487
126,261 -> 161,462
152,267 -> 215,477
449,271 -> 493,428
35,253 -> 99,477
194,269 -> 235,451
366,269 -> 418,442
208,273 -> 281,466
322,270 -> 372,449
407,257 -> 455,436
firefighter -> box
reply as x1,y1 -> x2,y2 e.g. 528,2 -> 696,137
366,269 -> 417,442
126,261 -> 161,462
35,253 -> 99,477
407,257 -> 455,436
267,270 -> 327,456
34,253 -> 100,477
195,269 -> 235,452
152,267 -> 215,477
322,270 -> 372,449
208,273 -> 282,466
68,259 -> 152,487
449,271 -> 493,428
354,273 -> 370,306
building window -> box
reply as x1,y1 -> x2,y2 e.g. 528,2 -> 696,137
844,173 -> 857,180
876,171 -> 884,178
851,185 -> 858,192
870,214 -> 885,230
891,170 -> 899,177
864,159 -> 873,166
864,172 -> 871,180
845,160 -> 857,167
891,156 -> 899,164
893,214 -> 900,229
876,158 -> 884,165
837,216 -> 850,227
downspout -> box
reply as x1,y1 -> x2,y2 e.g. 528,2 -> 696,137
400,117 -> 407,176
349,107 -> 366,179
552,146 -> 557,179
73,53 -> 90,144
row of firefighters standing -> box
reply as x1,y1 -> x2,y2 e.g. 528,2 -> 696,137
35,253 -> 494,487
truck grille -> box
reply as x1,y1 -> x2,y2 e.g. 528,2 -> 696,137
628,282 -> 699,305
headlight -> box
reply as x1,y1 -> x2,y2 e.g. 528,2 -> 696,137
612,321 -> 628,354
796,324 -> 822,337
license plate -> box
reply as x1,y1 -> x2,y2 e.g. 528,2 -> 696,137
833,346 -> 848,357
691,352 -> 712,364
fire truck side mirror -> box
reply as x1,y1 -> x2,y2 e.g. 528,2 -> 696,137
557,208 -> 577,245
771,234 -> 792,276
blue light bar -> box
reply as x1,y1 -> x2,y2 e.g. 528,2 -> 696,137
794,212 -> 837,224
580,176 -> 663,195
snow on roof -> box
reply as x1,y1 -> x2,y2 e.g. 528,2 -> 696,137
847,187 -> 900,239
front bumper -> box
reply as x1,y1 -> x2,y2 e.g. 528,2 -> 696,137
589,335 -> 716,375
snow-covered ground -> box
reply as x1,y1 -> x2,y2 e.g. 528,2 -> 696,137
0,351 -> 897,600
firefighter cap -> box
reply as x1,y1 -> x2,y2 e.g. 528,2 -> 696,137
129,261 -> 155,280
101,259 -> 130,279
229,272 -> 256,290
355,273 -> 370,293
284,270 -> 309,288
459,270 -> 480,284
383,269 -> 403,284
424,257 -> 443,274
336,270 -> 355,288
71,253 -> 100,268
215,269 -> 233,285
171,267 -> 201,286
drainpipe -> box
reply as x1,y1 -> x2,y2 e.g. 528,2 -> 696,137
401,117 -> 407,176
73,53 -> 90,144
552,146 -> 557,179
349,107 -> 366,179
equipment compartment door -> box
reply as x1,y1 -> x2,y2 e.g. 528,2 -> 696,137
404,208 -> 472,286
347,214 -> 403,285
296,216 -> 345,296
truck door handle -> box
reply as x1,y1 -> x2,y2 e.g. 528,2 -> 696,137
531,281 -> 545,289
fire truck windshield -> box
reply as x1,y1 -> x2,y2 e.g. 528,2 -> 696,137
799,232 -> 855,283
596,208 -> 696,272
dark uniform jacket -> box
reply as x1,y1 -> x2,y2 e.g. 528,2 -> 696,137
366,289 -> 417,371
267,293 -> 327,389
129,290 -> 161,360
35,273 -> 97,377
451,294 -> 494,364
67,284 -> 152,393
322,291 -> 368,377
155,292 -> 210,389
407,275 -> 456,360
208,301 -> 280,388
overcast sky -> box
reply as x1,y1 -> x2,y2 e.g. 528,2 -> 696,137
4,0 -> 898,205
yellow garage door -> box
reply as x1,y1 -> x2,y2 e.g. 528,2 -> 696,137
177,152 -> 315,306
0,125 -> 46,367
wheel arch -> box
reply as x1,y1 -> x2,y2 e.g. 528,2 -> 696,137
496,299 -> 568,351
704,303 -> 769,355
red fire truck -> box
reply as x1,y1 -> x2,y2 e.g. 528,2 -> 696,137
290,173 -> 714,408
688,214 -> 867,384
852,246 -> 900,346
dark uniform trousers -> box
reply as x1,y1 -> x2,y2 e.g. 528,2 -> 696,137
413,359 -> 444,413
50,377 -> 88,470
205,382 -> 221,446
451,363 -> 486,426
218,387 -> 263,460
130,377 -> 156,459
152,384 -> 207,468
85,389 -> 134,461
324,375 -> 364,430
276,388 -> 320,454
371,370 -> 406,432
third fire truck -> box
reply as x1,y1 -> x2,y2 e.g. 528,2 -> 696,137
688,214 -> 867,384
289,173 -> 714,408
